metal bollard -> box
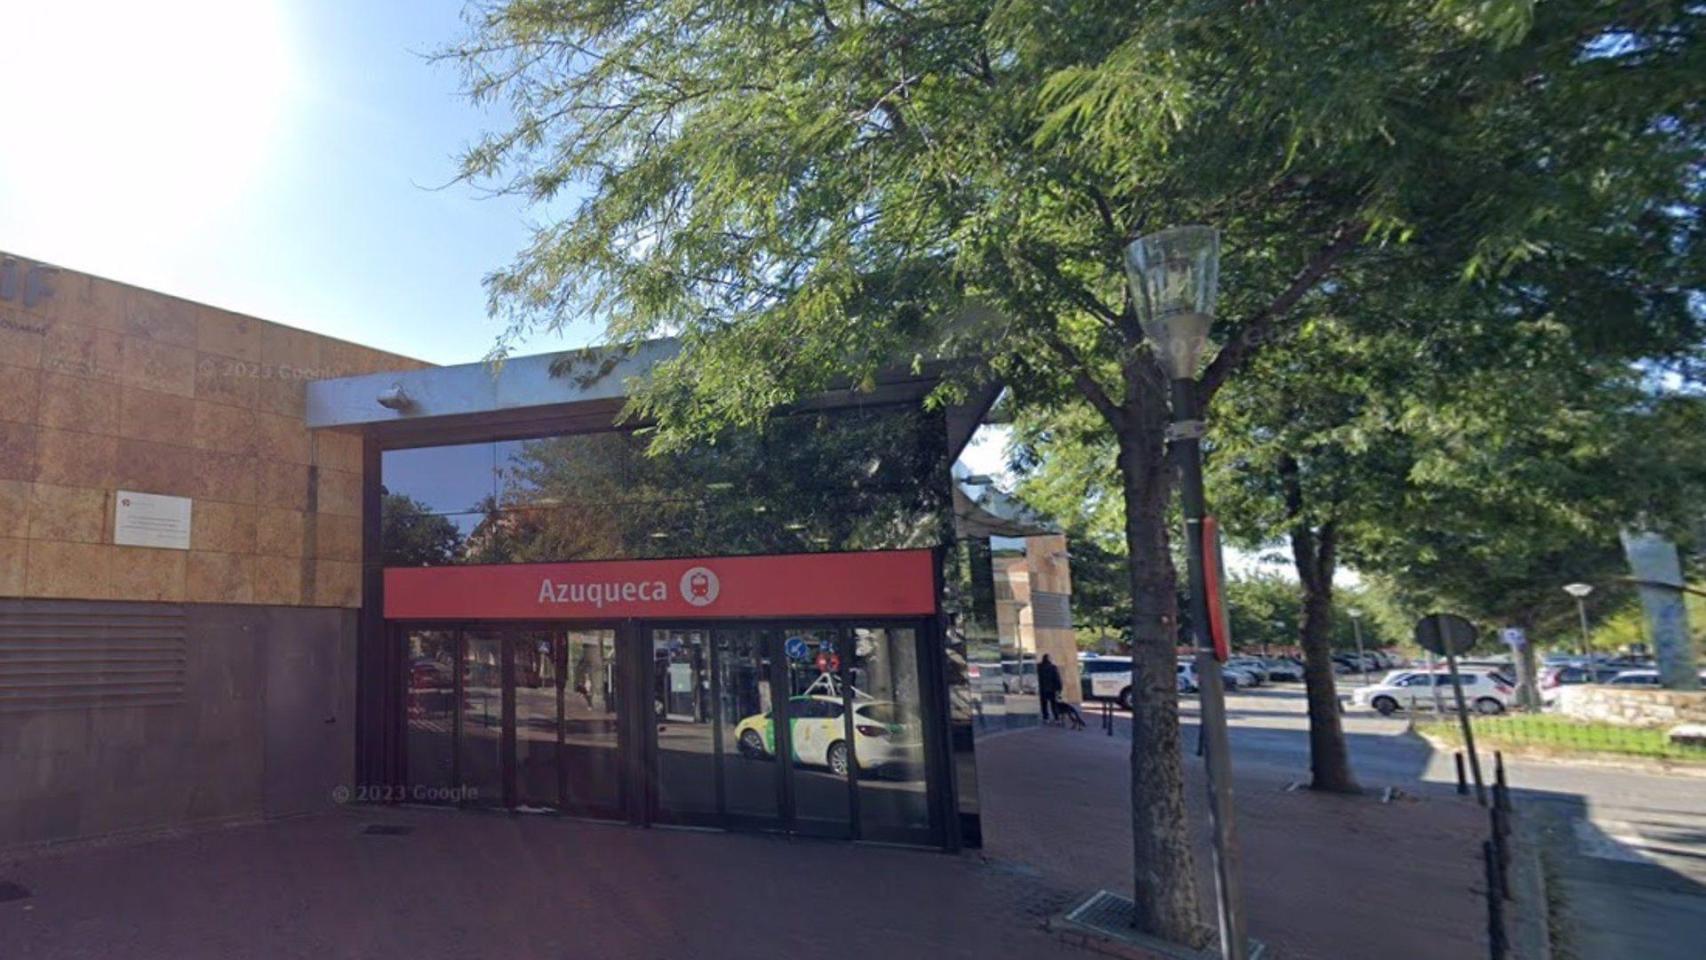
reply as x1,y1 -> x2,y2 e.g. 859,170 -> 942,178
1485,840 -> 1508,959
1455,751 -> 1469,796
1494,752 -> 1511,813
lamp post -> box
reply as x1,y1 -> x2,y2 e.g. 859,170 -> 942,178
1348,608 -> 1370,688
1563,583 -> 1594,658
1125,225 -> 1247,960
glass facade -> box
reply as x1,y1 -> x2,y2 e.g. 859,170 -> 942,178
379,399 -> 978,848
379,406 -> 950,567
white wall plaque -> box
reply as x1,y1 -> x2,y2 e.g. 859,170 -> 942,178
113,490 -> 193,550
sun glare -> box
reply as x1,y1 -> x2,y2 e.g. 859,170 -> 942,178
0,0 -> 297,270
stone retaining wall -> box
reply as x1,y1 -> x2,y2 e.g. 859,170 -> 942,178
1554,684 -> 1706,728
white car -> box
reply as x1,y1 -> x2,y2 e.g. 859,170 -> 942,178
734,695 -> 921,776
1608,669 -> 1706,686
1081,656 -> 1135,708
1349,669 -> 1515,716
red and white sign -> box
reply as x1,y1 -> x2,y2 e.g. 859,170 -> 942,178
384,550 -> 938,621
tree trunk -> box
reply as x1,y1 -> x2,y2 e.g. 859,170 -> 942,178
1281,460 -> 1359,794
1292,530 -> 1360,794
1118,428 -> 1207,946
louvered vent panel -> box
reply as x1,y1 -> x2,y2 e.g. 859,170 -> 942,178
0,608 -> 187,713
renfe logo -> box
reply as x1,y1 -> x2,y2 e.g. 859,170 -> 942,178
385,550 -> 937,621
537,577 -> 674,609
680,566 -> 719,606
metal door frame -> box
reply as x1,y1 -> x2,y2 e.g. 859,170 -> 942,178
393,619 -> 627,819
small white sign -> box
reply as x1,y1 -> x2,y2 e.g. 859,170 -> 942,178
114,490 -> 193,550
1499,627 -> 1527,649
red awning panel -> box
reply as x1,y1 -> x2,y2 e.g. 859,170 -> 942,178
384,549 -> 939,620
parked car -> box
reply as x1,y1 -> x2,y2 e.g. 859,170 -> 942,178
1081,657 -> 1135,709
1349,669 -> 1515,716
1177,661 -> 1200,694
1222,664 -> 1257,689
1607,669 -> 1706,686
966,661 -> 1006,696
1540,663 -> 1622,691
1000,659 -> 1038,695
1260,657 -> 1305,682
1225,657 -> 1269,687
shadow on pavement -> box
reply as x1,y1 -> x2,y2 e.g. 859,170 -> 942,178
975,698 -> 1706,960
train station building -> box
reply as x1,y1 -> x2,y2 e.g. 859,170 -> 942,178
1,252 -> 1075,852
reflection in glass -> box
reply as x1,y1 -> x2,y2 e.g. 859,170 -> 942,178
780,628 -> 852,834
850,627 -> 931,838
461,631 -> 506,807
513,631 -> 560,808
716,629 -> 777,820
403,630 -> 456,796
563,629 -> 621,812
381,443 -> 498,515
379,405 -> 951,567
653,629 -> 717,817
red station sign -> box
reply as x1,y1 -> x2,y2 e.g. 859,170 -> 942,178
384,549 -> 939,621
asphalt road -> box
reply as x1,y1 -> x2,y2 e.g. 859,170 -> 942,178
1161,679 -> 1706,958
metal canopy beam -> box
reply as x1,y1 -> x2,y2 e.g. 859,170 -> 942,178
306,338 -> 992,458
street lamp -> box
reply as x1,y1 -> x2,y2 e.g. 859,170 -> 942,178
1347,608 -> 1370,688
1125,225 -> 1247,960
1563,582 -> 1594,657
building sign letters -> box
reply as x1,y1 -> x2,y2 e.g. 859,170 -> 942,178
386,550 -> 936,620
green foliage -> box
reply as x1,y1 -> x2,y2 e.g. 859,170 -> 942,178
447,0 -> 1706,935
1586,583 -> 1706,653
379,494 -> 465,567
1420,713 -> 1706,764
1222,573 -> 1403,653
446,0 -> 1704,444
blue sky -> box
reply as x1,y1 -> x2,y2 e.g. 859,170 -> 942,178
0,0 -> 585,365
0,1 -> 1320,583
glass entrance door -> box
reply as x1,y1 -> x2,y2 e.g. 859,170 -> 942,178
652,625 -> 909,840
400,624 -> 623,816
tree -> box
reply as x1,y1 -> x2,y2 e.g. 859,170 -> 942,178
446,1 -> 1705,943
380,493 -> 465,567
1351,343 -> 1706,691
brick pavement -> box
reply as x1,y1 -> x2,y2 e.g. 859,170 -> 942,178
978,725 -> 1490,960
2,726 -> 1488,960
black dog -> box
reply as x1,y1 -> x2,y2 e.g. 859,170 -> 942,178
1051,698 -> 1086,730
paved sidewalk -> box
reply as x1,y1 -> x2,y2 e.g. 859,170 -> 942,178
978,726 -> 1489,960
2,725 -> 1490,960
4,807 -> 1087,960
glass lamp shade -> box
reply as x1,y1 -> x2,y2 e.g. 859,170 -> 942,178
1123,225 -> 1221,379
1563,582 -> 1594,598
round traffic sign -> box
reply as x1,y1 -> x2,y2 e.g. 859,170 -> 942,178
1414,613 -> 1477,656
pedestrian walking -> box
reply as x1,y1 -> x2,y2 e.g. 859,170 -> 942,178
1038,654 -> 1063,725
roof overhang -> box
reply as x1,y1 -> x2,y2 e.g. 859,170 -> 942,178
306,339 -> 999,460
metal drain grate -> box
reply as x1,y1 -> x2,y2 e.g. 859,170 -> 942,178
0,881 -> 32,903
361,824 -> 414,836
1065,889 -> 1140,934
1060,890 -> 1266,960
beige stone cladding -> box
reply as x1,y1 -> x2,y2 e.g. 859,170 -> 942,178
992,534 -> 1080,703
0,252 -> 426,607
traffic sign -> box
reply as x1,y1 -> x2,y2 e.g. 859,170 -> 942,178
1414,613 -> 1476,656
784,636 -> 810,660
1499,627 -> 1526,649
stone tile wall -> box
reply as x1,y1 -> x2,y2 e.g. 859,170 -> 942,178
1555,684 -> 1706,727
0,252 -> 425,607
